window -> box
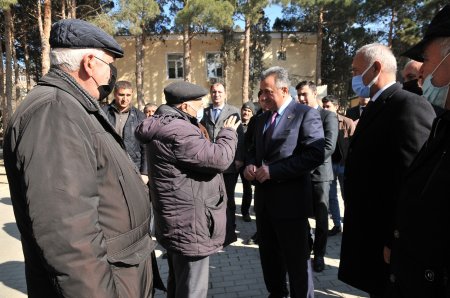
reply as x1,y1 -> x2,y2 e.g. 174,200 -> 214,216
206,52 -> 223,78
167,54 -> 184,79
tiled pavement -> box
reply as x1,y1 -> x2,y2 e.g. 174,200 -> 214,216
0,151 -> 368,297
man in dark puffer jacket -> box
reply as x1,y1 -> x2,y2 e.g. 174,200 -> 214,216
136,81 -> 240,298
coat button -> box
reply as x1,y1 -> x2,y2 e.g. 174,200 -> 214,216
390,274 -> 396,283
425,270 -> 435,282
393,230 -> 400,239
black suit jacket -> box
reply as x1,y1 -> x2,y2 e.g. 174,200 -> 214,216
311,106 -> 338,182
247,100 -> 325,219
338,83 -> 436,294
345,105 -> 362,121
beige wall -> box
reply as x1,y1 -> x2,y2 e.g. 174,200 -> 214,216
114,32 -> 317,108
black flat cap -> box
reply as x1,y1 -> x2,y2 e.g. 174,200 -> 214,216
242,101 -> 256,115
164,81 -> 208,104
50,19 -> 124,58
403,5 -> 450,61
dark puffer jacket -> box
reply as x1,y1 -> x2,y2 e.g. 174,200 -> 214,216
103,104 -> 147,174
136,104 -> 237,257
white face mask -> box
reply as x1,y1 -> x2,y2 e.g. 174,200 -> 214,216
422,52 -> 450,108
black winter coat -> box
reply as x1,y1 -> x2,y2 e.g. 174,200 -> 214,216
390,111 -> 450,298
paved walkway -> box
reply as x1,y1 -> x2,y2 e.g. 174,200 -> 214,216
0,151 -> 368,297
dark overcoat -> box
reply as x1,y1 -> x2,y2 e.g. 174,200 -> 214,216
4,69 -> 156,298
338,83 -> 435,294
390,111 -> 450,298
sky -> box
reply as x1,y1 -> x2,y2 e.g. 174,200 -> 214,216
234,4 -> 284,30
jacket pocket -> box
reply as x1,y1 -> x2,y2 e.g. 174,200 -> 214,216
205,194 -> 226,239
106,216 -> 156,266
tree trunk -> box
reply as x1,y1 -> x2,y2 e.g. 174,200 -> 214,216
23,32 -> 32,92
4,8 -> 14,128
183,24 -> 191,82
135,34 -> 145,110
69,0 -> 76,19
38,0 -> 52,76
61,0 -> 66,19
316,6 -> 323,86
242,18 -> 251,104
223,50 -> 229,90
0,27 -> 5,130
10,14 -> 21,102
387,7 -> 396,48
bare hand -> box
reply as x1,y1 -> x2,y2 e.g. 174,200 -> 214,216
383,246 -> 391,264
255,165 -> 270,183
244,164 -> 256,181
223,115 -> 241,131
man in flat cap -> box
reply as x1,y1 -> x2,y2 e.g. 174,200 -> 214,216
388,5 -> 450,298
3,19 -> 156,297
136,81 -> 240,298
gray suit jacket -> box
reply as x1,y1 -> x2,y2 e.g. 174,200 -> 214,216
201,103 -> 245,173
311,106 -> 338,182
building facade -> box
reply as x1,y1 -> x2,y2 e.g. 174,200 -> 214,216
114,32 -> 318,107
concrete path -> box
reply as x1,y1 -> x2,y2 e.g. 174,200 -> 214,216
0,151 -> 368,297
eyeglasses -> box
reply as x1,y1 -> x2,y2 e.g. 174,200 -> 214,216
94,56 -> 111,65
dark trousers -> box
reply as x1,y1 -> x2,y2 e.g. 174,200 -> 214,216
312,181 -> 331,257
223,172 -> 238,246
239,170 -> 253,216
167,251 -> 209,298
257,208 -> 314,298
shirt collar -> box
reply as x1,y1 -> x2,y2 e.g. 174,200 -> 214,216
277,96 -> 292,116
213,104 -> 225,110
371,81 -> 396,102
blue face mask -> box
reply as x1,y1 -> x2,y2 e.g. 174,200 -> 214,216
352,63 -> 379,98
422,52 -> 450,108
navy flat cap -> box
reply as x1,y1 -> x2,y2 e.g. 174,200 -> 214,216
164,81 -> 209,104
402,4 -> 450,61
50,19 -> 124,58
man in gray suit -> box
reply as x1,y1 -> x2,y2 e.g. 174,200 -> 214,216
297,81 -> 338,273
201,83 -> 245,246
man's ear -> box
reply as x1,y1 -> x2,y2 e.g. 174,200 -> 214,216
179,102 -> 188,113
81,54 -> 96,77
373,61 -> 382,73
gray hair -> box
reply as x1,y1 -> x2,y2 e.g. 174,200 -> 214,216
50,48 -> 106,72
356,43 -> 397,74
260,66 -> 291,89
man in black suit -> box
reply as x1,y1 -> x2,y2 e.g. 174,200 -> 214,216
345,96 -> 370,121
338,43 -> 436,297
296,81 -> 338,273
390,5 -> 450,297
201,83 -> 245,246
244,66 -> 325,298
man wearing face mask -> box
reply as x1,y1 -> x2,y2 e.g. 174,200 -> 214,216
389,5 -> 450,298
3,19 -> 157,297
338,43 -> 435,297
136,81 -> 240,298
